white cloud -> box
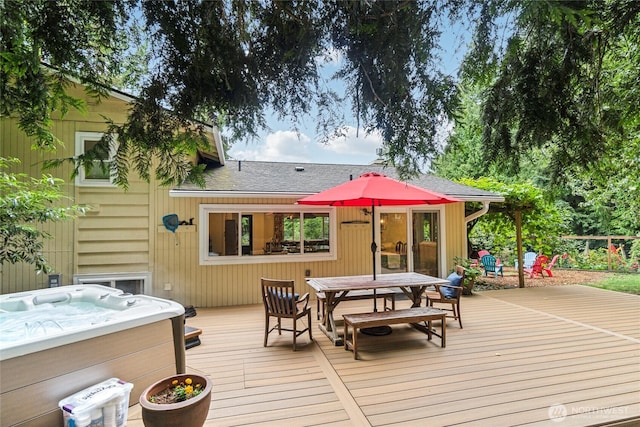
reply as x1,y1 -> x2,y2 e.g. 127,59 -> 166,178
229,130 -> 311,163
228,126 -> 383,165
321,126 -> 383,157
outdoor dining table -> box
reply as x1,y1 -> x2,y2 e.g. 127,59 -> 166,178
306,272 -> 449,345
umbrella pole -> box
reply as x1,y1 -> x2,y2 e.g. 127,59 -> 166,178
361,203 -> 393,336
371,203 -> 377,311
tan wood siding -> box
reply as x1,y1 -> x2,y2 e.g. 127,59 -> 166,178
1,85 -> 153,293
152,189 -> 469,308
152,191 -> 376,307
444,202 -> 467,273
1,117 -> 76,291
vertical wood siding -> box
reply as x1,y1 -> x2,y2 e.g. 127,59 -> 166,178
152,190 -> 469,308
443,202 -> 467,273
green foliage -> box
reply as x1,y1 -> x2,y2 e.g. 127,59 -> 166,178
453,256 -> 482,295
1,0 -> 126,147
457,177 -> 570,260
135,1 -> 466,179
467,0 -> 640,190
2,0 -> 483,186
0,157 -> 84,273
559,243 -> 640,272
3,0 -> 638,194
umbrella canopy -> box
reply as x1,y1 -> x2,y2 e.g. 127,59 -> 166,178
298,172 -> 461,283
297,172 -> 460,207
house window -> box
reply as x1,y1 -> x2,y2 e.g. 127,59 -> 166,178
200,204 -> 335,264
75,131 -> 116,186
73,272 -> 150,294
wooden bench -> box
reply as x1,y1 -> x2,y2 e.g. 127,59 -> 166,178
343,307 -> 446,359
316,288 -> 399,320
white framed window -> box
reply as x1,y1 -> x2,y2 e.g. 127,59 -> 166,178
199,204 -> 337,265
75,131 -> 117,186
73,272 -> 151,295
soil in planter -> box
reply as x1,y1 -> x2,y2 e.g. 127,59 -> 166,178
149,389 -> 183,405
149,384 -> 204,404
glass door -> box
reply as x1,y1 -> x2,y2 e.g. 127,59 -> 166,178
379,212 -> 408,274
412,211 -> 439,277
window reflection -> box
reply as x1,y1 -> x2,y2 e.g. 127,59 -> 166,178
206,209 -> 331,257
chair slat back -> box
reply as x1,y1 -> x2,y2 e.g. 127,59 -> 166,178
531,255 -> 550,275
523,252 -> 538,269
481,254 -> 497,271
477,250 -> 490,259
262,278 -> 297,316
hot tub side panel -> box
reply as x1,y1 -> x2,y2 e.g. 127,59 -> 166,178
0,317 -> 184,427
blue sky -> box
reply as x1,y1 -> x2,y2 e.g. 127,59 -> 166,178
228,22 -> 472,166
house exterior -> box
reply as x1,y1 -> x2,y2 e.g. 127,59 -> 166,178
1,83 -> 503,307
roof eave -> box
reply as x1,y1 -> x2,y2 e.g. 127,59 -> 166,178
169,190 -> 313,198
170,190 -> 504,203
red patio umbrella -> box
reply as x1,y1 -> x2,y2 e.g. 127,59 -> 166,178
298,172 -> 460,282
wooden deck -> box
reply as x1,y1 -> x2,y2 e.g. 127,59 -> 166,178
127,285 -> 640,426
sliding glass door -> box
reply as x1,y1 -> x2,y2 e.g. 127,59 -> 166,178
412,211 -> 439,277
379,212 -> 408,274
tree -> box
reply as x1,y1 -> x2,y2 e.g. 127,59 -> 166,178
467,0 -> 640,185
4,1 -> 638,190
0,158 -> 83,273
2,0 -> 483,187
0,0 -> 206,188
457,177 -> 570,288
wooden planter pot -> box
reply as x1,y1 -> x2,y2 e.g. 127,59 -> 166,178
139,374 -> 212,427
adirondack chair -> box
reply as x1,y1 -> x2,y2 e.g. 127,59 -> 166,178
542,255 -> 560,277
524,255 -> 550,278
481,254 -> 503,277
471,250 -> 491,267
515,251 -> 538,270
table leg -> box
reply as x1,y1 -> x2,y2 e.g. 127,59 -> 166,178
317,291 -> 343,346
441,314 -> 446,347
398,285 -> 427,307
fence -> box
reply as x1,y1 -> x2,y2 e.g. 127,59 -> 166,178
561,235 -> 640,272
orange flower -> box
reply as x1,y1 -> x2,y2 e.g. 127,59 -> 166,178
185,378 -> 193,385
171,380 -> 179,386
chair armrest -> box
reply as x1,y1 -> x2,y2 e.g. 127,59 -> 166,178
434,284 -> 463,298
297,292 -> 310,310
434,284 -> 463,290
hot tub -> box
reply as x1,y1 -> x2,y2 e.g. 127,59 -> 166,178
0,285 -> 186,427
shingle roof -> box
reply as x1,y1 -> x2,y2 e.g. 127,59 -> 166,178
172,160 -> 504,201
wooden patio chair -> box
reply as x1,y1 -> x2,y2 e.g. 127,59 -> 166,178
424,265 -> 465,328
524,255 -> 550,278
261,278 -> 312,351
481,254 -> 504,277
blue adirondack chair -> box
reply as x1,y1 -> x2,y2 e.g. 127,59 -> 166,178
481,254 -> 504,277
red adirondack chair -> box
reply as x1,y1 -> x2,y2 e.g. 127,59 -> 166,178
542,254 -> 560,277
525,255 -> 550,278
470,250 -> 490,267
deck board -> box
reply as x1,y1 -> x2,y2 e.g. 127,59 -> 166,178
127,285 -> 640,426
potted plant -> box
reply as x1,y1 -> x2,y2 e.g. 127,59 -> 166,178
454,256 -> 482,295
139,373 -> 212,427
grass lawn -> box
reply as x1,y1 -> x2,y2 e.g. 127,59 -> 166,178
586,273 -> 640,295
